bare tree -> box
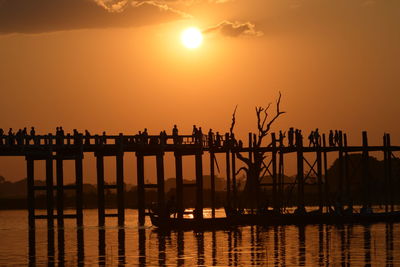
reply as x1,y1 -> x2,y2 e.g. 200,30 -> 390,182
230,92 -> 285,209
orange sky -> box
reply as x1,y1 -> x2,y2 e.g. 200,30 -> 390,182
0,0 -> 399,182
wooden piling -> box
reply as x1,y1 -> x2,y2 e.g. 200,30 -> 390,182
56,156 -> 64,227
248,133 -> 253,164
195,153 -> 203,219
116,153 -> 125,226
384,133 -> 393,212
96,154 -> 105,227
27,157 -> 35,229
231,150 -> 237,209
174,153 -> 184,220
156,153 -> 165,218
296,133 -> 305,209
338,131 -> 344,203
278,149 -> 284,212
361,131 -> 369,208
386,134 -> 393,212
316,138 -> 323,211
136,153 -> 145,226
75,155 -> 84,227
322,134 -> 330,212
46,157 -> 54,229
271,133 -> 278,211
210,152 -> 216,218
343,134 -> 350,207
226,140 -> 231,206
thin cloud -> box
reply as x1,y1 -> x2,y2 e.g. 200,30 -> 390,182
203,20 -> 263,37
0,0 -> 190,34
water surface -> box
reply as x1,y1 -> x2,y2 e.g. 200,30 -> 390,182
0,210 -> 399,266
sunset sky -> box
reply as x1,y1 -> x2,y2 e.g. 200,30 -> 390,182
0,0 -> 399,182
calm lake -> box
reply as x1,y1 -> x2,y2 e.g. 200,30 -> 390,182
1,209 -> 399,266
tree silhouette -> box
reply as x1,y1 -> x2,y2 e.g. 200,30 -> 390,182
230,92 -> 285,209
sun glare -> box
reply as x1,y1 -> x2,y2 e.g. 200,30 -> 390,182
181,27 -> 203,49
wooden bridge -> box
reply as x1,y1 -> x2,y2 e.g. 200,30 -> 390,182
0,130 -> 398,229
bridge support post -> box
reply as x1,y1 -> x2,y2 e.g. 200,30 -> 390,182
316,140 -> 323,212
174,153 -> 183,220
362,131 -> 370,209
136,153 -> 145,226
225,148 -> 231,207
75,155 -> 84,227
271,133 -> 278,211
195,152 -> 203,219
231,150 -> 237,209
116,154 -> 125,226
322,134 -> 330,213
156,153 -> 165,218
210,152 -> 216,218
96,153 -> 105,227
56,155 -> 64,227
46,156 -> 54,229
338,131 -> 344,206
296,133 -> 305,210
386,134 -> 393,212
26,157 -> 35,229
343,134 -> 350,208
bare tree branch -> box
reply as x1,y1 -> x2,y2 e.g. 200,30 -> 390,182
229,105 -> 238,136
236,166 -> 248,176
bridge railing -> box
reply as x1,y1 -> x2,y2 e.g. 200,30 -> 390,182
0,133 -> 231,149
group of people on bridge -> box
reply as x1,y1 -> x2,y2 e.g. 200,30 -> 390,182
0,126 -> 345,150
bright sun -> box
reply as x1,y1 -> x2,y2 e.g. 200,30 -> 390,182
181,27 -> 203,49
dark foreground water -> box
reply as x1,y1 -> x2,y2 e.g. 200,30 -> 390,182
1,209 -> 400,266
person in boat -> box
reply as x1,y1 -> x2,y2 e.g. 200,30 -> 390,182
294,206 -> 306,215
166,195 -> 177,218
360,204 -> 373,214
343,203 -> 353,215
333,200 -> 344,215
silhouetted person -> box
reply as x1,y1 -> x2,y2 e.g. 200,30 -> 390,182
334,130 -> 340,146
166,195 -> 176,218
59,127 -> 64,137
0,128 -> 3,145
308,131 -> 315,147
172,125 -> 178,144
288,127 -> 294,147
208,129 -> 214,147
21,127 -> 28,145
294,206 -> 306,215
102,131 -> 107,144
159,130 -> 167,145
84,130 -> 90,145
329,130 -> 334,147
230,132 -> 237,147
136,131 -> 142,144
73,129 -> 78,145
197,127 -> 203,144
30,127 -> 35,136
279,130 -> 285,147
215,132 -> 221,147
16,129 -> 23,145
66,133 -> 71,145
143,128 -> 148,144
192,125 -> 198,143
314,128 -> 320,147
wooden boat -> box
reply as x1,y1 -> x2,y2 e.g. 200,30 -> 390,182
149,210 -> 400,230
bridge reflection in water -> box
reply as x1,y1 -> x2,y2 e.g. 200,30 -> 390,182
27,221 -> 399,266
